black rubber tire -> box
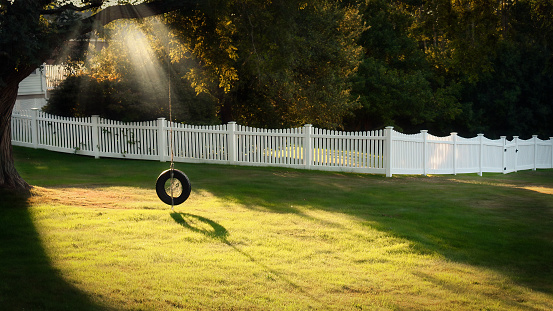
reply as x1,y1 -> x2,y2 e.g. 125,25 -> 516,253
156,169 -> 191,205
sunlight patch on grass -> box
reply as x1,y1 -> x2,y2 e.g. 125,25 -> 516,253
450,177 -> 553,195
520,186 -> 553,195
28,186 -> 228,211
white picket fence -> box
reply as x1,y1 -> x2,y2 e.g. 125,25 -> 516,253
11,109 -> 553,176
42,65 -> 69,90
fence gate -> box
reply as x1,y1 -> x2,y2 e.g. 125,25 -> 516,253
504,139 -> 517,173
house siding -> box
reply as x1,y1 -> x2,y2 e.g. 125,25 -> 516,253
14,68 -> 48,112
18,69 -> 46,96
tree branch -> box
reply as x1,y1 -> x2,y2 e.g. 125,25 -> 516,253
41,1 -> 104,15
78,0 -> 202,35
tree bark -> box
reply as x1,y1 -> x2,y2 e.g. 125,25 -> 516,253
0,78 -> 33,193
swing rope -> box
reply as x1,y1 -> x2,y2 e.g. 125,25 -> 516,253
168,40 -> 175,211
155,31 -> 191,208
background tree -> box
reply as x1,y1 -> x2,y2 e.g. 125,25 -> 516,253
44,18 -> 219,124
452,0 -> 553,138
347,0 -> 461,132
349,0 -> 553,137
166,0 -> 363,129
402,0 -> 553,137
46,0 -> 364,129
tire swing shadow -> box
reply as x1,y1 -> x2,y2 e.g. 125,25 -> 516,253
170,212 -> 229,240
169,212 -> 321,305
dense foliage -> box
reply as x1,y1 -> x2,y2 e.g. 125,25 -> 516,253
48,0 -> 363,129
44,0 -> 553,138
165,0 -> 363,129
348,0 -> 553,138
44,74 -> 218,123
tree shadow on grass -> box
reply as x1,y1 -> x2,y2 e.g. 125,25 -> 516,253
0,189 -> 109,311
192,166 -> 553,295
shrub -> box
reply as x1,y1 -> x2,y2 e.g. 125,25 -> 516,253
44,74 -> 219,124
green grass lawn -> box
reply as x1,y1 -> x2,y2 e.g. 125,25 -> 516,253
1,146 -> 552,310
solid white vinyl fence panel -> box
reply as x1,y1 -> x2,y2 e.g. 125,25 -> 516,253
391,131 -> 425,175
452,135 -> 480,174
515,136 -> 537,171
504,138 -> 517,173
487,139 -> 502,171
536,138 -> 553,169
427,133 -> 455,175
480,137 -> 505,173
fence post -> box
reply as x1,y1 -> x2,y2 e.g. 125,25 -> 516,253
477,134 -> 484,176
501,136 -> 507,174
421,130 -> 428,176
551,137 -> 553,169
30,108 -> 39,149
227,122 -> 237,164
533,135 -> 538,171
385,126 -> 394,177
513,136 -> 519,172
451,132 -> 457,175
91,115 -> 100,159
550,137 -> 553,169
303,124 -> 313,169
157,117 -> 167,162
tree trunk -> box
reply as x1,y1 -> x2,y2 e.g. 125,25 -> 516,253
0,82 -> 32,194
219,99 -> 234,124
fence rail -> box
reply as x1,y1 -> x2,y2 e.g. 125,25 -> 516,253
11,109 -> 553,176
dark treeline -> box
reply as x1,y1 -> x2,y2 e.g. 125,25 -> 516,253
45,0 -> 553,139
348,0 -> 553,139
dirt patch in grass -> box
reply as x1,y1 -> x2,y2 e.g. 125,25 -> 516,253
28,186 -> 159,209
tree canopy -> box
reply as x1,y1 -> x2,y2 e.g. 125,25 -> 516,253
46,0 -> 364,129
43,0 -> 553,138
0,0 -> 203,191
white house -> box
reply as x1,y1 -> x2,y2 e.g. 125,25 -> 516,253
14,67 -> 48,112
14,34 -> 106,113
14,64 -> 69,112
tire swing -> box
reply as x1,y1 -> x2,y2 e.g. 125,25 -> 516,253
156,45 -> 191,209
156,167 -> 191,206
